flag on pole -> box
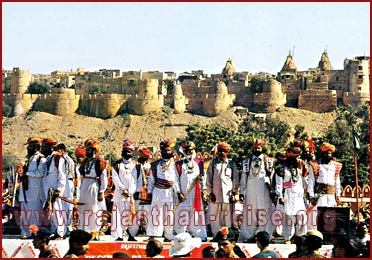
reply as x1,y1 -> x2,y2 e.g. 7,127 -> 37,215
353,131 -> 361,150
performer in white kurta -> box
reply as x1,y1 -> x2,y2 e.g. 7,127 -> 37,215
110,139 -> 137,241
57,143 -> 75,235
239,139 -> 274,242
175,141 -> 207,241
77,139 -> 108,237
206,142 -> 239,238
128,146 -> 153,240
307,142 -> 342,231
146,139 -> 182,242
275,146 -> 308,244
41,138 -> 69,239
18,137 -> 45,238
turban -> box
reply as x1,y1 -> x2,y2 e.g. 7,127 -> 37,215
69,230 -> 92,245
74,145 -> 86,158
122,139 -> 135,151
276,150 -> 287,160
138,146 -> 152,159
306,139 -> 316,152
252,138 -> 265,148
321,142 -> 336,153
181,141 -> 196,153
42,138 -> 58,147
286,146 -> 302,158
217,142 -> 231,153
160,139 -> 175,150
25,137 -> 43,145
85,139 -> 100,153
214,227 -> 237,242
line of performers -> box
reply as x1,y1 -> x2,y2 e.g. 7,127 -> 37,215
8,137 -> 342,244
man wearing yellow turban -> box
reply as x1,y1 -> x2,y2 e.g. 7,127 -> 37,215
146,139 -> 182,242
307,142 -> 342,231
174,141 -> 207,241
18,137 -> 45,239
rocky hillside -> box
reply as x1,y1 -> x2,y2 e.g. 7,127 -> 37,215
2,107 -> 335,164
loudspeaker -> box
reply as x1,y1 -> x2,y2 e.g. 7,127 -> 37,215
317,206 -> 351,244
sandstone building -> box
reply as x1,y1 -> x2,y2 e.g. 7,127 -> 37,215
2,52 -> 369,118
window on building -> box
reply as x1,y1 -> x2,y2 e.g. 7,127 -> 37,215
336,77 -> 339,81
358,66 -> 363,70
358,75 -> 363,79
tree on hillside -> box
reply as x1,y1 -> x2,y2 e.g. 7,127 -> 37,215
183,114 -> 292,173
27,82 -> 50,94
318,104 -> 370,187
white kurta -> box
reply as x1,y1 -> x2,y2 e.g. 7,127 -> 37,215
146,159 -> 180,240
62,153 -> 75,231
42,152 -> 68,237
175,159 -> 207,240
275,164 -> 307,240
239,154 -> 274,240
18,152 -> 45,237
110,158 -> 137,239
206,158 -> 239,236
77,157 -> 108,233
306,159 -> 341,230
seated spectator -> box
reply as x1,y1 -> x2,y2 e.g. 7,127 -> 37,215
252,231 -> 280,258
215,227 -> 242,258
288,235 -> 306,258
112,251 -> 130,258
145,239 -> 163,258
355,222 -> 370,245
202,246 -> 216,258
170,232 -> 201,258
300,230 -> 325,258
29,225 -> 58,258
64,229 -> 92,258
333,237 -> 362,258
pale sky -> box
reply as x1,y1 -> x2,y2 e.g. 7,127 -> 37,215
2,2 -> 370,75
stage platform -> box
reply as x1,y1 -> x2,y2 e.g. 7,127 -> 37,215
2,235 -> 333,258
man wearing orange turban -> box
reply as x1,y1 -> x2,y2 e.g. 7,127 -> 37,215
206,141 -> 239,237
174,141 -> 207,241
129,146 -> 153,238
42,138 -> 74,240
77,139 -> 108,237
239,138 -> 275,242
307,142 -> 342,231
146,139 -> 182,242
18,137 -> 45,239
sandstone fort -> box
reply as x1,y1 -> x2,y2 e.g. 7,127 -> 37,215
2,51 -> 370,118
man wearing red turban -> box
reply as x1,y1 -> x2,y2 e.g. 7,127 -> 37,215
275,146 -> 308,244
174,141 -> 207,241
239,138 -> 275,242
146,139 -> 182,242
307,142 -> 342,231
206,141 -> 239,238
77,139 -> 108,238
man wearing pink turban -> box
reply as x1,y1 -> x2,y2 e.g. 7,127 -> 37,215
307,142 -> 342,231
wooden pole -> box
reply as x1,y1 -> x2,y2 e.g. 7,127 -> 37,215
354,148 -> 360,225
